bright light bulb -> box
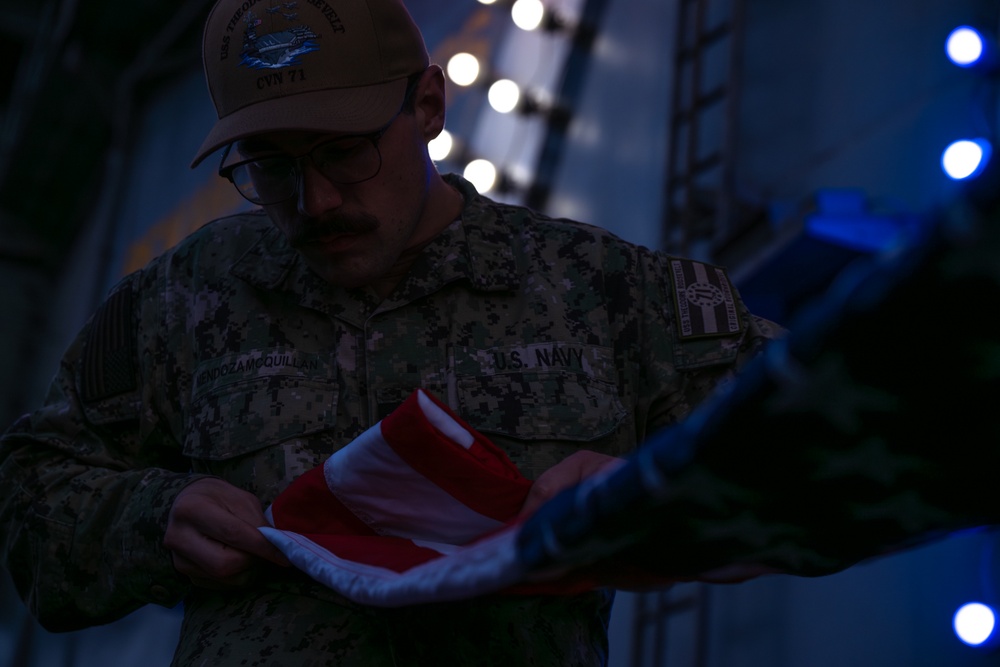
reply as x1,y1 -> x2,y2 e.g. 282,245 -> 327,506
464,159 -> 498,193
942,139 -> 992,180
954,603 -> 996,646
447,53 -> 480,86
488,79 -> 521,113
946,26 -> 985,67
477,0 -> 497,4
512,0 -> 544,31
428,130 -> 454,161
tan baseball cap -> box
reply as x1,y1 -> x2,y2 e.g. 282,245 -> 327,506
191,0 -> 430,168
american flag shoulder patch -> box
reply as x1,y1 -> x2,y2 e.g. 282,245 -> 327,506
81,285 -> 138,402
669,259 -> 743,339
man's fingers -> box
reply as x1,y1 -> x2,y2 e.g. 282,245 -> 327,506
227,527 -> 291,568
172,550 -> 257,589
165,478 -> 290,588
190,502 -> 290,568
519,482 -> 558,518
518,451 -> 625,518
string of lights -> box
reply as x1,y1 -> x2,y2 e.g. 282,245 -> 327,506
941,24 -> 998,181
942,18 -> 1000,654
432,0 -> 592,199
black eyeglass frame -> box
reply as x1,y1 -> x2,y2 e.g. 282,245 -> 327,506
218,74 -> 424,206
218,117 -> 398,206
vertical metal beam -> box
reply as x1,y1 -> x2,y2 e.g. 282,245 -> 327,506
662,0 -> 747,259
715,0 -> 747,248
0,0 -> 80,191
630,584 -> 712,667
681,0 -> 709,254
86,0 -> 214,308
524,0 -> 611,211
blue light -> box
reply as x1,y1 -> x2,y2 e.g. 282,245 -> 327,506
942,139 -> 993,180
947,26 -> 986,67
954,602 -> 997,647
804,189 -> 912,253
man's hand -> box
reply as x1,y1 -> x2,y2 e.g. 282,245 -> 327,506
164,478 -> 290,589
518,450 -> 625,518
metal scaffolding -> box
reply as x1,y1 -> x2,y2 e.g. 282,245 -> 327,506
630,0 -> 751,663
630,584 -> 712,667
662,0 -> 748,259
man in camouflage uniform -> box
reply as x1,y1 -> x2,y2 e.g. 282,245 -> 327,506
0,0 -> 779,664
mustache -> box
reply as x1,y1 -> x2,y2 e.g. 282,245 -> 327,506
287,213 -> 379,246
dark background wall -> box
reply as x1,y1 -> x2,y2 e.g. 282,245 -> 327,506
1,0 -> 998,665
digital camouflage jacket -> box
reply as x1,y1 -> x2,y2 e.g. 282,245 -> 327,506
0,176 -> 780,666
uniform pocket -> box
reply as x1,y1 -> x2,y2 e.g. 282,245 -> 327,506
183,376 -> 338,461
453,343 -> 627,443
456,370 -> 626,442
182,375 -> 339,503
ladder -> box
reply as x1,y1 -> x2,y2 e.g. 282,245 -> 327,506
630,584 -> 712,667
662,0 -> 747,259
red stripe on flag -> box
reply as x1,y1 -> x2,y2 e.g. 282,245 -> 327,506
270,463 -> 377,536
381,390 -> 532,523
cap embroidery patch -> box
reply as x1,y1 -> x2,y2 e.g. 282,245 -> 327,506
194,0 -> 429,167
670,259 -> 743,339
238,4 -> 320,70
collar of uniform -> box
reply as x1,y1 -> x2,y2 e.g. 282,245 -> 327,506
230,219 -> 299,290
228,219 -> 356,320
371,178 -> 521,314
229,175 -> 521,321
440,173 -> 520,293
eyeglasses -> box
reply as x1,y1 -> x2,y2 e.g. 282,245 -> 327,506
218,112 -> 400,206
219,72 -> 423,205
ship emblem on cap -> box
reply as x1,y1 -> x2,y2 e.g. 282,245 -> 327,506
240,2 -> 319,70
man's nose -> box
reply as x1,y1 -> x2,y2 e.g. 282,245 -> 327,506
297,161 -> 344,218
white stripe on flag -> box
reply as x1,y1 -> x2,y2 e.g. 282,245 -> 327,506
324,423 -> 506,544
259,525 -> 525,607
417,389 -> 474,449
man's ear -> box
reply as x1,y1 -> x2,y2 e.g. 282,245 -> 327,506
414,65 -> 448,142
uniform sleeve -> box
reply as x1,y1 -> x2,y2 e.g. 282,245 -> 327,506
0,272 -> 209,632
520,213 -> 1000,583
639,253 -> 785,436
653,314 -> 783,426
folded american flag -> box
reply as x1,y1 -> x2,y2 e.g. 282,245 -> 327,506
260,389 -> 595,606
262,196 -> 1000,606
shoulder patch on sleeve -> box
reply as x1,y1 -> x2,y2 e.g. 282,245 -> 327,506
82,284 -> 138,402
669,259 -> 743,339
